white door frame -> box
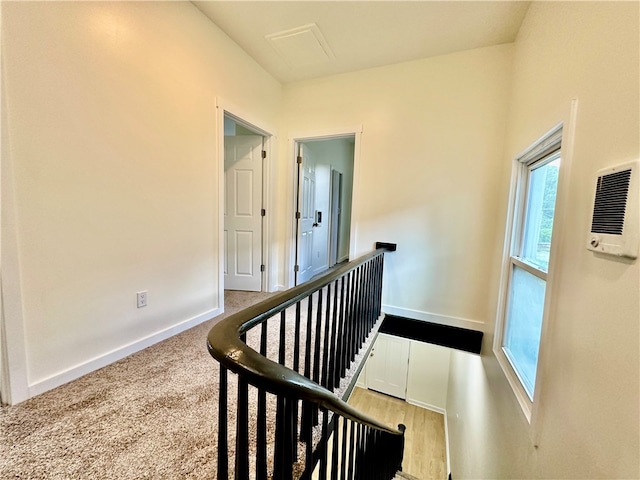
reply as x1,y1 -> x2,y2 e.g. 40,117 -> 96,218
329,169 -> 342,268
286,126 -> 362,289
216,98 -> 276,305
1,51 -> 30,404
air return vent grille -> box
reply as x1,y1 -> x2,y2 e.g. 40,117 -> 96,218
587,160 -> 639,259
590,169 -> 631,235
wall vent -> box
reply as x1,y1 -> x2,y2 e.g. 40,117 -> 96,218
587,160 -> 639,259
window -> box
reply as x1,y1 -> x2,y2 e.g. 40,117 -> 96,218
495,126 -> 562,419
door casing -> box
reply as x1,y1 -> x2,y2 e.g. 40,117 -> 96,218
216,98 -> 275,304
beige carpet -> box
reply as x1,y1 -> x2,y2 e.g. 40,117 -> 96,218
0,289 -> 383,479
0,291 -> 271,479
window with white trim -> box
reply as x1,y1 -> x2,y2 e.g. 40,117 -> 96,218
495,126 -> 562,419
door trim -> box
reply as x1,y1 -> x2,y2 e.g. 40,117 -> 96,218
329,169 -> 342,268
216,98 -> 276,305
286,126 -> 362,288
1,70 -> 30,403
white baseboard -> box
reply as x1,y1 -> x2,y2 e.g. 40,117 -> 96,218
381,305 -> 484,331
312,265 -> 329,276
406,397 -> 446,415
27,307 -> 223,398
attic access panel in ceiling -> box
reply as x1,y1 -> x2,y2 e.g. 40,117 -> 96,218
265,23 -> 335,67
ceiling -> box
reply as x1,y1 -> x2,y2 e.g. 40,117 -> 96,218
192,1 -> 531,84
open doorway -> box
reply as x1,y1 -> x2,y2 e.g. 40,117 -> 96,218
223,114 -> 268,292
294,136 -> 355,285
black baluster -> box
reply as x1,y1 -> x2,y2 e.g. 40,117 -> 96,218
319,408 -> 329,480
397,424 -> 407,474
303,399 -> 314,477
351,267 -> 359,357
331,415 -> 340,480
376,254 -> 384,318
322,286 -> 332,388
345,271 -> 355,368
256,322 -> 268,480
361,262 -> 369,332
371,430 -> 379,480
313,288 -> 323,385
355,266 -> 362,356
356,268 -> 362,351
372,256 -> 380,321
273,396 -> 295,480
287,397 -> 297,475
294,301 -> 302,373
312,290 -> 323,429
347,419 -> 356,480
354,423 -> 363,480
362,262 -> 370,332
301,294 -> 315,441
328,280 -> 339,391
369,258 -> 375,324
305,293 -> 314,380
236,333 -> 250,480
375,256 -> 382,319
291,302 -> 301,460
358,265 -> 366,347
360,425 -> 368,480
217,364 -> 228,480
335,277 -> 347,387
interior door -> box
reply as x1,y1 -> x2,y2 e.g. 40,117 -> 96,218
366,333 -> 411,399
224,135 -> 263,291
296,144 -> 316,284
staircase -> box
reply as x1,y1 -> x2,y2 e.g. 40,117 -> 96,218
208,245 -> 407,480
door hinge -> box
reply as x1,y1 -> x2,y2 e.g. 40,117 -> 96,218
260,264 -> 265,272
294,265 -> 300,272
261,150 -> 267,159
295,211 -> 301,219
297,155 -> 303,164
261,208 -> 266,217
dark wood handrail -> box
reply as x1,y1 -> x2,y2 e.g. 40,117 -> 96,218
207,247 -> 402,436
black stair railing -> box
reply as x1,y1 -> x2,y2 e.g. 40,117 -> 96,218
208,245 -> 404,480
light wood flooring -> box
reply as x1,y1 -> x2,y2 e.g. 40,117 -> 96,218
348,387 -> 447,480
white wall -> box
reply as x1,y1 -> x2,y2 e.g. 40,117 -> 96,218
281,45 -> 513,330
446,3 -> 639,478
1,1 -> 281,402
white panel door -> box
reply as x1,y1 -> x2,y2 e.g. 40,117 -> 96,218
224,135 -> 263,291
366,333 -> 410,399
297,144 -> 316,284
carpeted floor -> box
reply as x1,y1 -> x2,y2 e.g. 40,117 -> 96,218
0,291 -> 271,479
0,289 -> 382,479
